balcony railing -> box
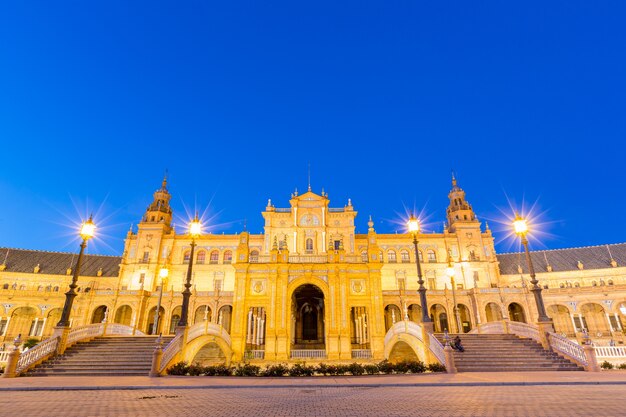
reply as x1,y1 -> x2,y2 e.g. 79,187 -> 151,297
290,349 -> 326,359
351,349 -> 372,359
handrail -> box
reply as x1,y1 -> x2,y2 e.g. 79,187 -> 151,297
548,333 -> 588,366
159,333 -> 183,373
67,323 -> 104,346
428,333 -> 446,366
595,346 -> 626,358
16,336 -> 59,374
384,320 -> 424,346
469,321 -> 505,334
506,321 -> 541,343
187,322 -> 232,346
469,320 -> 541,343
105,324 -> 145,336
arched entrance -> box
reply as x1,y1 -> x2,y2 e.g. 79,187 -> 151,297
580,303 -> 610,336
485,302 -> 503,322
388,340 -> 418,363
146,306 -> 165,334
114,305 -> 132,326
508,303 -> 526,323
8,307 -> 37,338
407,304 -> 422,323
291,284 -> 325,349
169,306 -> 182,334
91,305 -> 108,324
194,305 -> 212,324
45,308 -> 62,336
547,305 -> 574,336
457,304 -> 472,333
218,305 -> 232,333
384,304 -> 402,331
191,341 -> 226,365
430,304 -> 449,332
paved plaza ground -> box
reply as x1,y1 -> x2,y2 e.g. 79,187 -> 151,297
2,372 -> 626,416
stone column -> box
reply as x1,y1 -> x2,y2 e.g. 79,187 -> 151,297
1,336 -> 21,378
149,337 -> 164,377
444,344 -> 457,374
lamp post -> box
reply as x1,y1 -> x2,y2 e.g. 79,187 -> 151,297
178,215 -> 202,328
57,216 -> 96,327
513,214 -> 551,323
407,215 -> 432,327
446,254 -> 462,333
153,266 -> 169,335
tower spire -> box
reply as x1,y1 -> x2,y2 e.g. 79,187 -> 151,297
162,169 -> 168,190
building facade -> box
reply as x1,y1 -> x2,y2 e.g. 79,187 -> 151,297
1,177 -> 625,362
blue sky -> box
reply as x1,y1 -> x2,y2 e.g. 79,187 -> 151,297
0,1 -> 624,255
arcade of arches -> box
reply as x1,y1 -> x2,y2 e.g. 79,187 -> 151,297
2,180 -> 626,364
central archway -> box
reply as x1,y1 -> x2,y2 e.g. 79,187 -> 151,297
291,284 -> 325,349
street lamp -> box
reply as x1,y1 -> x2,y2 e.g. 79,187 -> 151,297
446,253 -> 462,333
178,214 -> 202,328
57,215 -> 96,327
407,215 -> 432,325
513,214 -> 551,323
152,266 -> 169,335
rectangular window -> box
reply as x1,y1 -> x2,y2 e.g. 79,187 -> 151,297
334,240 -> 341,250
428,278 -> 436,290
0,318 -> 7,336
139,273 -> 145,284
396,278 -> 406,292
142,251 -> 150,263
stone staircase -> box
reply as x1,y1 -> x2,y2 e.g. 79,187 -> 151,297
435,333 -> 584,372
26,336 -> 173,376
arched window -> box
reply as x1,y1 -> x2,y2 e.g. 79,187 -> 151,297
400,250 -> 410,263
210,250 -> 219,264
250,250 -> 259,263
559,283 -> 565,288
196,251 -> 206,264
608,279 -> 614,286
592,280 -> 597,287
85,287 -> 91,293
37,286 -> 43,291
574,282 -> 580,288
361,250 -> 368,262
223,251 -> 233,264
305,238 -> 314,254
387,250 -> 397,263
427,250 -> 437,263
2,283 -> 8,290
19,284 -> 26,290
183,250 -> 191,263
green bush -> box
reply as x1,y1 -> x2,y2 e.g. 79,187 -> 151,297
262,363 -> 289,377
23,338 -> 39,350
288,363 -> 316,377
166,361 -> 190,375
618,363 -> 626,370
600,361 -> 614,370
205,364 -> 232,376
364,364 -> 380,375
347,362 -> 365,376
316,363 -> 332,376
427,363 -> 446,373
377,360 -> 395,374
187,363 -> 206,376
234,363 -> 260,377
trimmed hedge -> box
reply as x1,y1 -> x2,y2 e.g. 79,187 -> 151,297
166,360 -> 445,376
